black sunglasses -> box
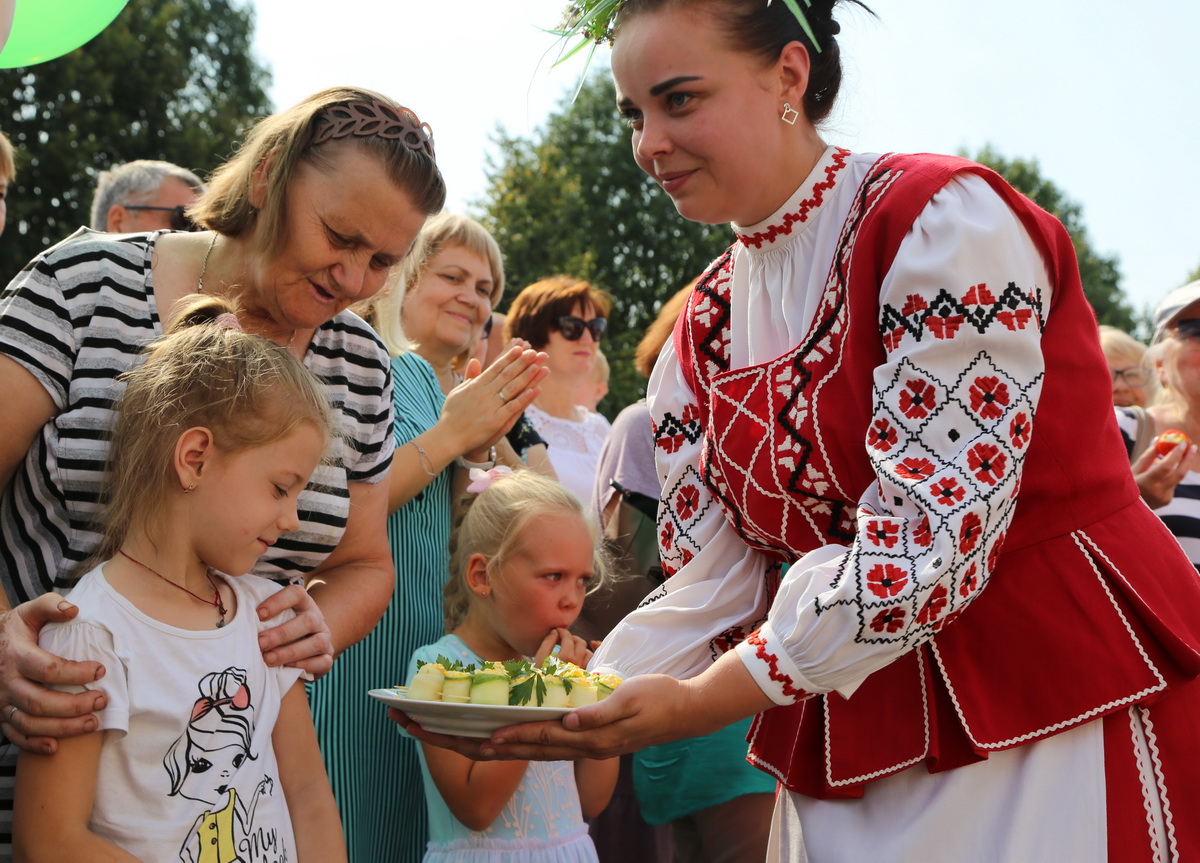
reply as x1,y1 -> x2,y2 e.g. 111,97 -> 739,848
1174,319 -> 1200,341
124,205 -> 200,232
556,315 -> 606,342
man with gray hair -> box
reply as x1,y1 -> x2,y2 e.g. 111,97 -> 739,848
90,159 -> 204,232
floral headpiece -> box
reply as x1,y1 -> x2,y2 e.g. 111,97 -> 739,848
551,0 -> 818,62
466,465 -> 515,495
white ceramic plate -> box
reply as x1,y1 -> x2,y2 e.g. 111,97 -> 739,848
369,687 -> 571,738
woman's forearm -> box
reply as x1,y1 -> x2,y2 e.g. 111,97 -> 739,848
307,557 -> 393,656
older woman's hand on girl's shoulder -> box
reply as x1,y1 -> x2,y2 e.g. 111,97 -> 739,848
0,594 -> 108,754
1132,441 -> 1194,509
256,584 -> 335,679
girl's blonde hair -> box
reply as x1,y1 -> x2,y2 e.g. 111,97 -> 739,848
88,295 -> 338,570
444,470 -> 609,629
190,86 -> 446,264
359,212 -> 505,359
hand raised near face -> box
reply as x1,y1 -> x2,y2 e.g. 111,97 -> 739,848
441,344 -> 549,459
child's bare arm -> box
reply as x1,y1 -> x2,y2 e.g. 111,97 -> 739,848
574,756 -> 620,819
13,732 -> 140,862
421,740 -> 530,832
272,681 -> 347,863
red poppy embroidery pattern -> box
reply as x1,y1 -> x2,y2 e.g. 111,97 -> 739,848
866,563 -> 909,598
958,512 -> 982,553
869,418 -> 899,452
1009,412 -> 1031,449
657,467 -> 709,578
898,379 -> 937,419
870,607 -> 907,634
931,477 -> 966,505
866,519 -> 901,549
916,584 -> 949,625
676,484 -> 702,520
968,443 -> 1007,485
969,376 -> 1010,421
895,457 -> 937,480
959,563 -> 979,597
988,531 -> 1007,570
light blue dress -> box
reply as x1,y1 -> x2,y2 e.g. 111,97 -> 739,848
408,634 -> 600,863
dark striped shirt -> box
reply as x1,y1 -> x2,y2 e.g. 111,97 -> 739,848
0,228 -> 394,603
1116,406 -> 1200,567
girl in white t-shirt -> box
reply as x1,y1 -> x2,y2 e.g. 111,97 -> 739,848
14,296 -> 346,863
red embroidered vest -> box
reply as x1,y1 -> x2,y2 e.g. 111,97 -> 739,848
672,153 -> 1200,797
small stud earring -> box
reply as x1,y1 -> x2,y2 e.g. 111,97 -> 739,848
480,590 -> 488,597
781,102 -> 800,126
184,482 -> 195,494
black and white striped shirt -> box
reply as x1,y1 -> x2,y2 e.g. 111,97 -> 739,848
1116,406 -> 1200,568
0,229 -> 394,603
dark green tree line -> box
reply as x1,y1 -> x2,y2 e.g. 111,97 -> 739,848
0,0 -> 271,280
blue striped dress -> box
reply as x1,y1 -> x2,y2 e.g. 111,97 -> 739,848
309,350 -> 452,863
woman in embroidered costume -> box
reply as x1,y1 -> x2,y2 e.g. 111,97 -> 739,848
397,2 -> 1200,860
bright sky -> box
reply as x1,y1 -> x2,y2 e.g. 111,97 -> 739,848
250,0 -> 1199,316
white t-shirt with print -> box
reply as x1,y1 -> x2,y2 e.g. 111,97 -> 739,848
40,566 -> 305,863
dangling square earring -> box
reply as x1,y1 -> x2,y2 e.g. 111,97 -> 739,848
781,102 -> 800,126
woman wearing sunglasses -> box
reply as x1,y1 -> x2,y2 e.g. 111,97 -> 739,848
1117,281 -> 1200,564
504,275 -> 612,502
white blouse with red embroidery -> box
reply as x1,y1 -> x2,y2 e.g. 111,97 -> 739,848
589,147 -> 1052,706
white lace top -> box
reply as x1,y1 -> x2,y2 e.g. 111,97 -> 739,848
524,404 -> 611,504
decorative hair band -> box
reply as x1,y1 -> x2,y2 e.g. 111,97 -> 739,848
214,312 -> 242,331
311,99 -> 436,158
552,0 -> 818,54
466,465 -> 514,495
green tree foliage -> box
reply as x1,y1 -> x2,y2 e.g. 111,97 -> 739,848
475,73 -> 730,417
0,0 -> 270,280
964,145 -> 1136,333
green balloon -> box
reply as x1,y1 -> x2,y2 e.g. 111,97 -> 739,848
0,0 -> 130,68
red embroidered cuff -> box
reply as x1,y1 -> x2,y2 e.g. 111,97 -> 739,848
735,623 -> 820,705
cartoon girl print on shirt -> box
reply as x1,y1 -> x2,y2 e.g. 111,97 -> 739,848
164,667 -> 284,863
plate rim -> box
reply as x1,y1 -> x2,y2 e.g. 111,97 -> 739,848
368,687 -> 573,720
